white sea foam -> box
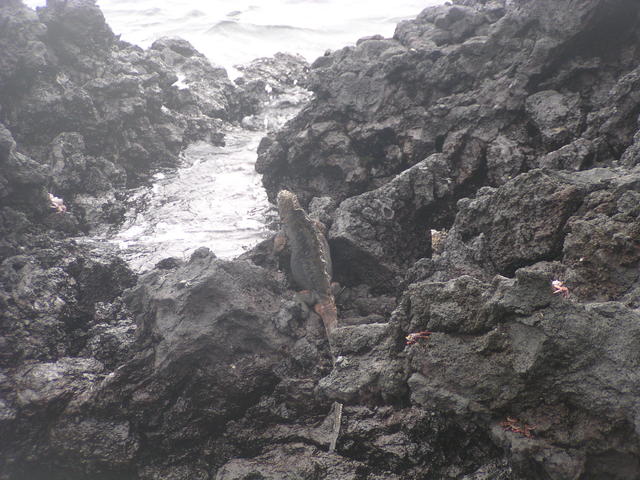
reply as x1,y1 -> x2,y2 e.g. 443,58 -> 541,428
25,0 -> 444,72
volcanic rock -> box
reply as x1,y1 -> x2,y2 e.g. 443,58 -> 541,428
3,0 -> 640,478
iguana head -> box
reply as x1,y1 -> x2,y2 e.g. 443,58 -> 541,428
277,190 -> 301,220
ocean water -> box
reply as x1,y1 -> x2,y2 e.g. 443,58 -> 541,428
24,0 -> 445,269
26,0 -> 444,73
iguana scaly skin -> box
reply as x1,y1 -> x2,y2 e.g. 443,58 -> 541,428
276,190 -> 338,336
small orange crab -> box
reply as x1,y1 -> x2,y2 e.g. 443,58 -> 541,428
551,280 -> 569,297
500,416 -> 536,438
405,331 -> 432,345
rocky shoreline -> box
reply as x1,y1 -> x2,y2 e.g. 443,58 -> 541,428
1,0 -> 639,479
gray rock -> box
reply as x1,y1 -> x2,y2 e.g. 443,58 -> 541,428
234,52 -> 310,116
4,0 -> 640,478
49,417 -> 140,470
398,262 -> 640,479
561,170 -> 640,304
525,90 -> 582,149
399,275 -> 495,335
318,323 -> 405,404
434,169 -> 586,279
329,154 -> 452,290
257,0 -> 640,213
14,357 -> 104,409
149,36 -> 237,120
215,443 -> 400,480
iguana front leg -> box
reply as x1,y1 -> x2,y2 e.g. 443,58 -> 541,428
273,230 -> 287,253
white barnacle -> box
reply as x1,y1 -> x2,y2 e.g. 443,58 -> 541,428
48,193 -> 67,213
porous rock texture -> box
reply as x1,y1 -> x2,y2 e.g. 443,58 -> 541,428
2,0 -> 640,479
258,0 -> 640,205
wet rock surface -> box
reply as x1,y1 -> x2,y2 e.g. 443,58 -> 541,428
3,0 -> 640,479
234,52 -> 310,126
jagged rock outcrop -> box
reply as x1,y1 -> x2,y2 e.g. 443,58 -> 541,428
0,240 -> 137,478
252,0 -> 640,478
0,0 -> 245,232
0,0 -> 311,233
416,167 -> 640,297
1,247 -> 334,479
328,153 -> 452,291
0,123 -> 50,257
234,52 -> 310,120
0,1 -> 317,478
148,37 -> 238,123
215,442 -> 402,480
398,264 -> 640,479
257,0 -> 640,206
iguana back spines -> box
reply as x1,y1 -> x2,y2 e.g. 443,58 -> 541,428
277,190 -> 337,336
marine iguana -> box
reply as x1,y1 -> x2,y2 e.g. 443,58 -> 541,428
276,190 -> 338,336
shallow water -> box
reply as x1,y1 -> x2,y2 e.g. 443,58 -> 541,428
108,129 -> 273,271
97,84 -> 311,272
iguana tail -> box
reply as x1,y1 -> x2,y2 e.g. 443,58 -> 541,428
314,294 -> 338,336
